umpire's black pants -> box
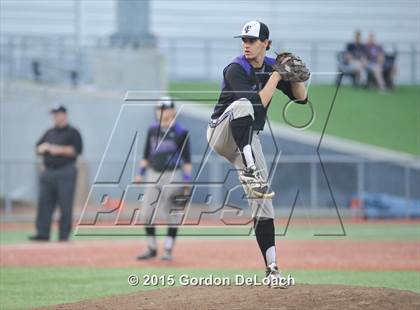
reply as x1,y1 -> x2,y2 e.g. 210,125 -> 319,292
35,164 -> 77,240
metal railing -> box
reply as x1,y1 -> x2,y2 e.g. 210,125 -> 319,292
1,35 -> 419,85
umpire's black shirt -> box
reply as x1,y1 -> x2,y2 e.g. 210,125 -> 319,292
36,125 -> 83,169
212,55 -> 308,131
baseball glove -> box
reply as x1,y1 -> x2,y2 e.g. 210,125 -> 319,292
272,52 -> 310,82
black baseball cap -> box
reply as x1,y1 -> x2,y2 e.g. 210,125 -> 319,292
156,97 -> 175,110
50,104 -> 67,114
234,21 -> 270,40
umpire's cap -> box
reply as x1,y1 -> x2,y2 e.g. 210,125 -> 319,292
50,104 -> 67,114
234,20 -> 270,40
156,96 -> 175,110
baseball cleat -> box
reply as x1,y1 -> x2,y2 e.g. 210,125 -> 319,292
136,248 -> 157,260
239,166 -> 275,199
160,249 -> 173,261
265,263 -> 288,289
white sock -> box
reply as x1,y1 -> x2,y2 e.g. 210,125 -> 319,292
265,246 -> 277,266
164,236 -> 175,251
147,236 -> 157,250
243,144 -> 255,168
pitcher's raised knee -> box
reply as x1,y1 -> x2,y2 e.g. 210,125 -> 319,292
230,98 -> 254,120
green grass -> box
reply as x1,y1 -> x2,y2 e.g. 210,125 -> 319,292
2,222 -> 418,308
1,223 -> 419,245
1,267 -> 418,309
168,83 -> 420,155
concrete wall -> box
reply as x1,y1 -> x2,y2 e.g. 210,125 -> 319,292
1,82 -> 418,213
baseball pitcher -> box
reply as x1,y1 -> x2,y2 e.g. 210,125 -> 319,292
207,21 -> 310,288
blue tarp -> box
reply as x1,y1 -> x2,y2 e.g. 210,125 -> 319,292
361,193 -> 420,219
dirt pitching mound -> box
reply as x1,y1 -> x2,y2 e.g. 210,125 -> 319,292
39,284 -> 419,310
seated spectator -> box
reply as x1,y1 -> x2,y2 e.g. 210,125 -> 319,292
343,31 -> 366,87
364,33 -> 386,90
336,51 -> 357,87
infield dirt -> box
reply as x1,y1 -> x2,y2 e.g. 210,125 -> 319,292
37,284 -> 420,310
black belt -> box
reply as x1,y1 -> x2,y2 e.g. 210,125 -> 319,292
45,163 -> 73,170
151,167 -> 181,173
208,111 -> 233,128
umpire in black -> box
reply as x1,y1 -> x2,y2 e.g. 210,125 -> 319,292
30,105 -> 83,241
